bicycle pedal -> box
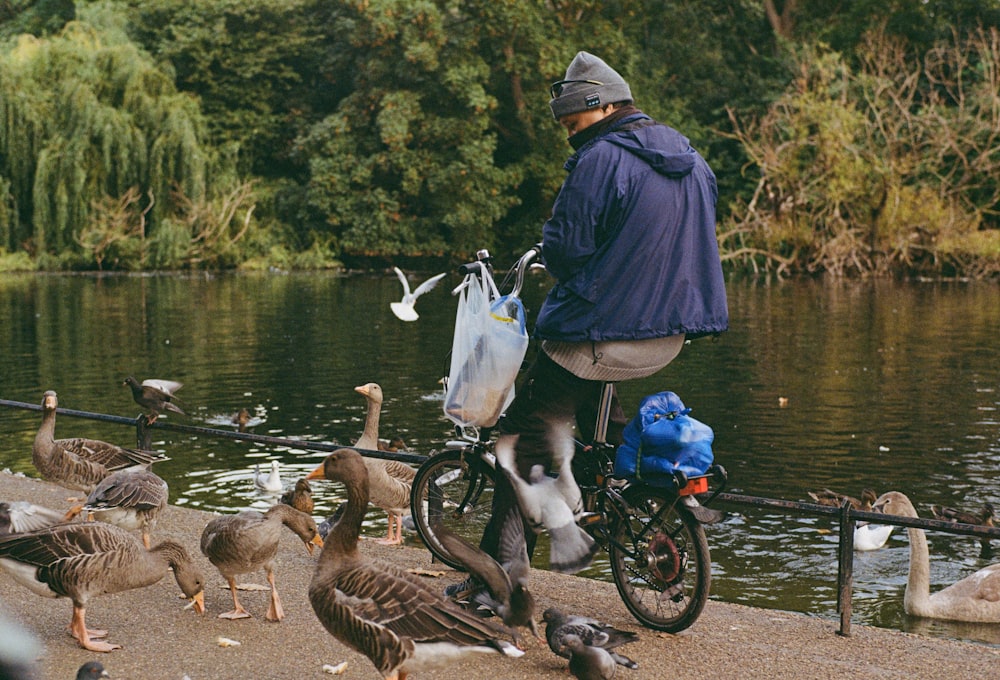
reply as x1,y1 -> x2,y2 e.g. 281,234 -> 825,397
577,512 -> 604,528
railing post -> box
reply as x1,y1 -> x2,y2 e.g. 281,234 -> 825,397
836,498 -> 855,636
135,416 -> 152,450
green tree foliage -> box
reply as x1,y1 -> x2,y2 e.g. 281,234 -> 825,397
0,11 -> 244,268
722,27 -> 1000,278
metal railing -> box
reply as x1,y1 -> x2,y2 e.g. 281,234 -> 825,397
4,397 -> 999,637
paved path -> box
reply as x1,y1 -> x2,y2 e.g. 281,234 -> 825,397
1,471 -> 998,679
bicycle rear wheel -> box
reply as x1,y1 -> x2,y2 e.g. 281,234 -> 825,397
409,448 -> 496,571
608,484 -> 711,633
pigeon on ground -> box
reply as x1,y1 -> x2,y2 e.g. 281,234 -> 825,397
543,607 -> 639,670
561,633 -> 618,679
390,267 -> 446,321
122,376 -> 186,424
76,661 -> 111,679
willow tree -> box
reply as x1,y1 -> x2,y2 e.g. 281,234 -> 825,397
0,17 -> 228,267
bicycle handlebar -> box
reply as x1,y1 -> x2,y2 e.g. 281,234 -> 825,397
456,245 -> 542,297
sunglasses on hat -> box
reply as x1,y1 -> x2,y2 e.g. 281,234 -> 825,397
549,79 -> 604,99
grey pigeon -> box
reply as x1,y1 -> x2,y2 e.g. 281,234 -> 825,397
562,633 -> 617,679
0,500 -> 66,536
433,506 -> 540,646
543,607 -> 639,670
122,376 -> 186,424
76,661 -> 110,679
495,434 -> 598,574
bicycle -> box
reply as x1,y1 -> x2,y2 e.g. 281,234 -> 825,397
410,248 -> 729,633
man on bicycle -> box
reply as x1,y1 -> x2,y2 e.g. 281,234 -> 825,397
453,50 -> 728,591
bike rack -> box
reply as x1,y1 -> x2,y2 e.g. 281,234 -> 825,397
4,397 -> 999,638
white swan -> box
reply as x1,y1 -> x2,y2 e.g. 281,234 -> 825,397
875,491 -> 1000,622
254,460 -> 283,493
390,267 -> 446,321
854,522 -> 893,552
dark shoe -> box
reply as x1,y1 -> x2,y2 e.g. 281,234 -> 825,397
444,575 -> 482,600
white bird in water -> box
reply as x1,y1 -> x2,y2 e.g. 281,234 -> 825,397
254,460 -> 283,493
390,267 -> 446,321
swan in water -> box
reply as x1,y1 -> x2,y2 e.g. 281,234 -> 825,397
875,491 -> 1000,622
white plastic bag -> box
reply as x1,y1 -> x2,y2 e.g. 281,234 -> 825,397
443,269 -> 529,428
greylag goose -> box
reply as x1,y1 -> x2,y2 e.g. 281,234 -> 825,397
199,503 -> 323,622
875,491 -> 1000,622
353,383 -> 415,545
77,467 -> 169,549
543,607 -> 639,670
931,501 -> 995,556
390,268 -> 446,321
254,460 -> 283,493
561,633 -> 618,679
434,506 -> 540,646
305,448 -> 523,678
32,390 -> 165,493
0,522 -> 205,652
280,478 -> 314,515
0,500 -> 67,535
122,376 -> 186,424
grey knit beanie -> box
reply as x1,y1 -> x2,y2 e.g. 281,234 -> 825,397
549,51 -> 632,120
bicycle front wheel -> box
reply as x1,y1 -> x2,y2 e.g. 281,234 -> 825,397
609,484 -> 711,633
409,448 -> 496,571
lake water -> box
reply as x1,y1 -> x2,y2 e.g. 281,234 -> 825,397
1,269 -> 998,645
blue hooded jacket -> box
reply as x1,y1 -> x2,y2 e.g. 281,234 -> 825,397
535,112 -> 729,342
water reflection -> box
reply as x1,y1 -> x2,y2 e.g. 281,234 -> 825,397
1,271 -> 998,646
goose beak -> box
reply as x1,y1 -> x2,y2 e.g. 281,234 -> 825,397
306,534 -> 324,554
354,384 -> 370,396
305,463 -> 326,481
190,591 -> 206,614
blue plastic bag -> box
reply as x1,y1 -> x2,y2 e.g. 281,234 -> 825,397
614,391 -> 714,484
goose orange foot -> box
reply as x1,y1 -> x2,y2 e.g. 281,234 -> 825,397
71,608 -> 121,652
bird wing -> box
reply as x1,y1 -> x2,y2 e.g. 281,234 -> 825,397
0,501 -> 66,534
85,469 -> 168,512
393,267 -> 413,300
410,272 -> 447,300
141,379 -> 183,395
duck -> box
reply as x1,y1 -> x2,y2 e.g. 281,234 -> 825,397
561,633 -> 618,679
0,521 -> 205,652
874,491 -> 1000,622
931,502 -> 995,556
279,478 -> 314,515
305,448 -> 523,678
353,383 -> 415,545
808,488 -> 892,551
542,607 -> 639,671
378,435 -> 408,453
432,505 -> 540,647
32,390 -> 165,493
254,460 -> 283,493
232,408 -> 252,432
807,488 -> 878,510
199,503 -> 322,622
76,467 -> 169,549
389,267 -> 446,322
122,376 -> 186,424
0,500 -> 67,536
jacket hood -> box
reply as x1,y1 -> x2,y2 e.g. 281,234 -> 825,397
566,114 -> 697,179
